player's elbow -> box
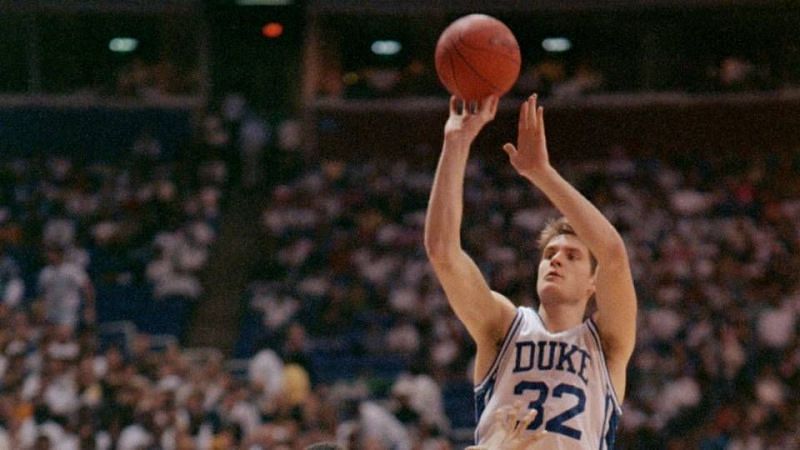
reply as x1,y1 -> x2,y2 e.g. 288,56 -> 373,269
424,231 -> 462,264
425,237 -> 453,265
598,235 -> 629,267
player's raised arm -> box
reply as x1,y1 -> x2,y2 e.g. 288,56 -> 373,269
424,95 -> 516,378
502,93 -> 637,401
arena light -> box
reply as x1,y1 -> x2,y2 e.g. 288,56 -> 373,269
371,40 -> 402,56
108,37 -> 139,53
542,37 -> 572,53
262,22 -> 284,38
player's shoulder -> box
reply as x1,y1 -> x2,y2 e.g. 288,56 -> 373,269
511,305 -> 548,333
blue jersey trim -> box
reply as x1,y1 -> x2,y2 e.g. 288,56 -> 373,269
586,318 -> 622,414
474,378 -> 494,443
473,308 -> 523,444
604,400 -> 619,450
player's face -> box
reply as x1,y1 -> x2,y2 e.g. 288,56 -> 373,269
537,234 -> 595,304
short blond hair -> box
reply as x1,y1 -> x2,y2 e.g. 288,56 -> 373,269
537,217 -> 597,272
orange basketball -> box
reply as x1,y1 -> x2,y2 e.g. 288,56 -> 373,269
435,14 -> 521,102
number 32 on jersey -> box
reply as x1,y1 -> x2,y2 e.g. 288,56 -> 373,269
514,380 -> 586,439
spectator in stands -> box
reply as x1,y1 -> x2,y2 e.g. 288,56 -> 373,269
248,341 -> 285,405
37,245 -> 95,330
250,287 -> 300,339
337,399 -> 412,450
0,242 -> 24,308
390,362 -> 449,434
282,322 -> 314,381
239,111 -> 271,191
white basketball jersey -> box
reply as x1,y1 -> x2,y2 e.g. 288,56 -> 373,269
474,307 -> 621,449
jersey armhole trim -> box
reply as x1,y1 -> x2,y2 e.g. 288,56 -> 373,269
587,317 -> 623,414
474,308 -> 523,391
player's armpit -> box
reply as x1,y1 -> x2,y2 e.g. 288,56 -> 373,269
429,251 -> 516,344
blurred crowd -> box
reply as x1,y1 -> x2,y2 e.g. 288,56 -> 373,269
0,142 -> 224,331
3,105 -> 800,448
242,145 -> 800,448
0,312 -> 452,449
0,130 -> 227,448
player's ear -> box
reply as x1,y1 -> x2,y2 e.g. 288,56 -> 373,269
586,272 -> 596,299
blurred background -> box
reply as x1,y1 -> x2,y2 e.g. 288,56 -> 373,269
1,0 -> 800,448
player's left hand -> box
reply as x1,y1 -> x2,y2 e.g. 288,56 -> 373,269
502,93 -> 550,181
484,400 -> 548,450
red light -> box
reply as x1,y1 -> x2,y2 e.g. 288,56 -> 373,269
262,22 -> 284,39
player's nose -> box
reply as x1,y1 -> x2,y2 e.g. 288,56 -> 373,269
550,253 -> 563,267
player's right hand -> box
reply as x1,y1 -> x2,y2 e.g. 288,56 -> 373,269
444,95 -> 499,144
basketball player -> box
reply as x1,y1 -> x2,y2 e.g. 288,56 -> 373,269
424,93 -> 637,449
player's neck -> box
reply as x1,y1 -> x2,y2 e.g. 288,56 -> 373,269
538,303 -> 585,333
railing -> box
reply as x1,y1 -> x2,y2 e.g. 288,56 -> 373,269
310,89 -> 800,161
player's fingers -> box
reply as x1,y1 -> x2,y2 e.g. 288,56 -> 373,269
518,409 -> 536,431
449,95 -> 460,114
518,97 -> 528,129
504,404 -> 519,431
492,405 -> 509,432
537,106 -> 545,134
529,94 -> 538,128
478,95 -> 489,111
485,95 -> 499,117
491,407 -> 504,427
502,143 -> 517,157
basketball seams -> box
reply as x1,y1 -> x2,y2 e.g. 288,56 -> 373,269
447,52 -> 463,98
455,29 -> 520,65
451,33 -> 517,96
452,32 -> 506,94
435,14 -> 521,100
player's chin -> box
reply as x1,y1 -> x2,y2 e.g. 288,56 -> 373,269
537,282 -> 562,299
